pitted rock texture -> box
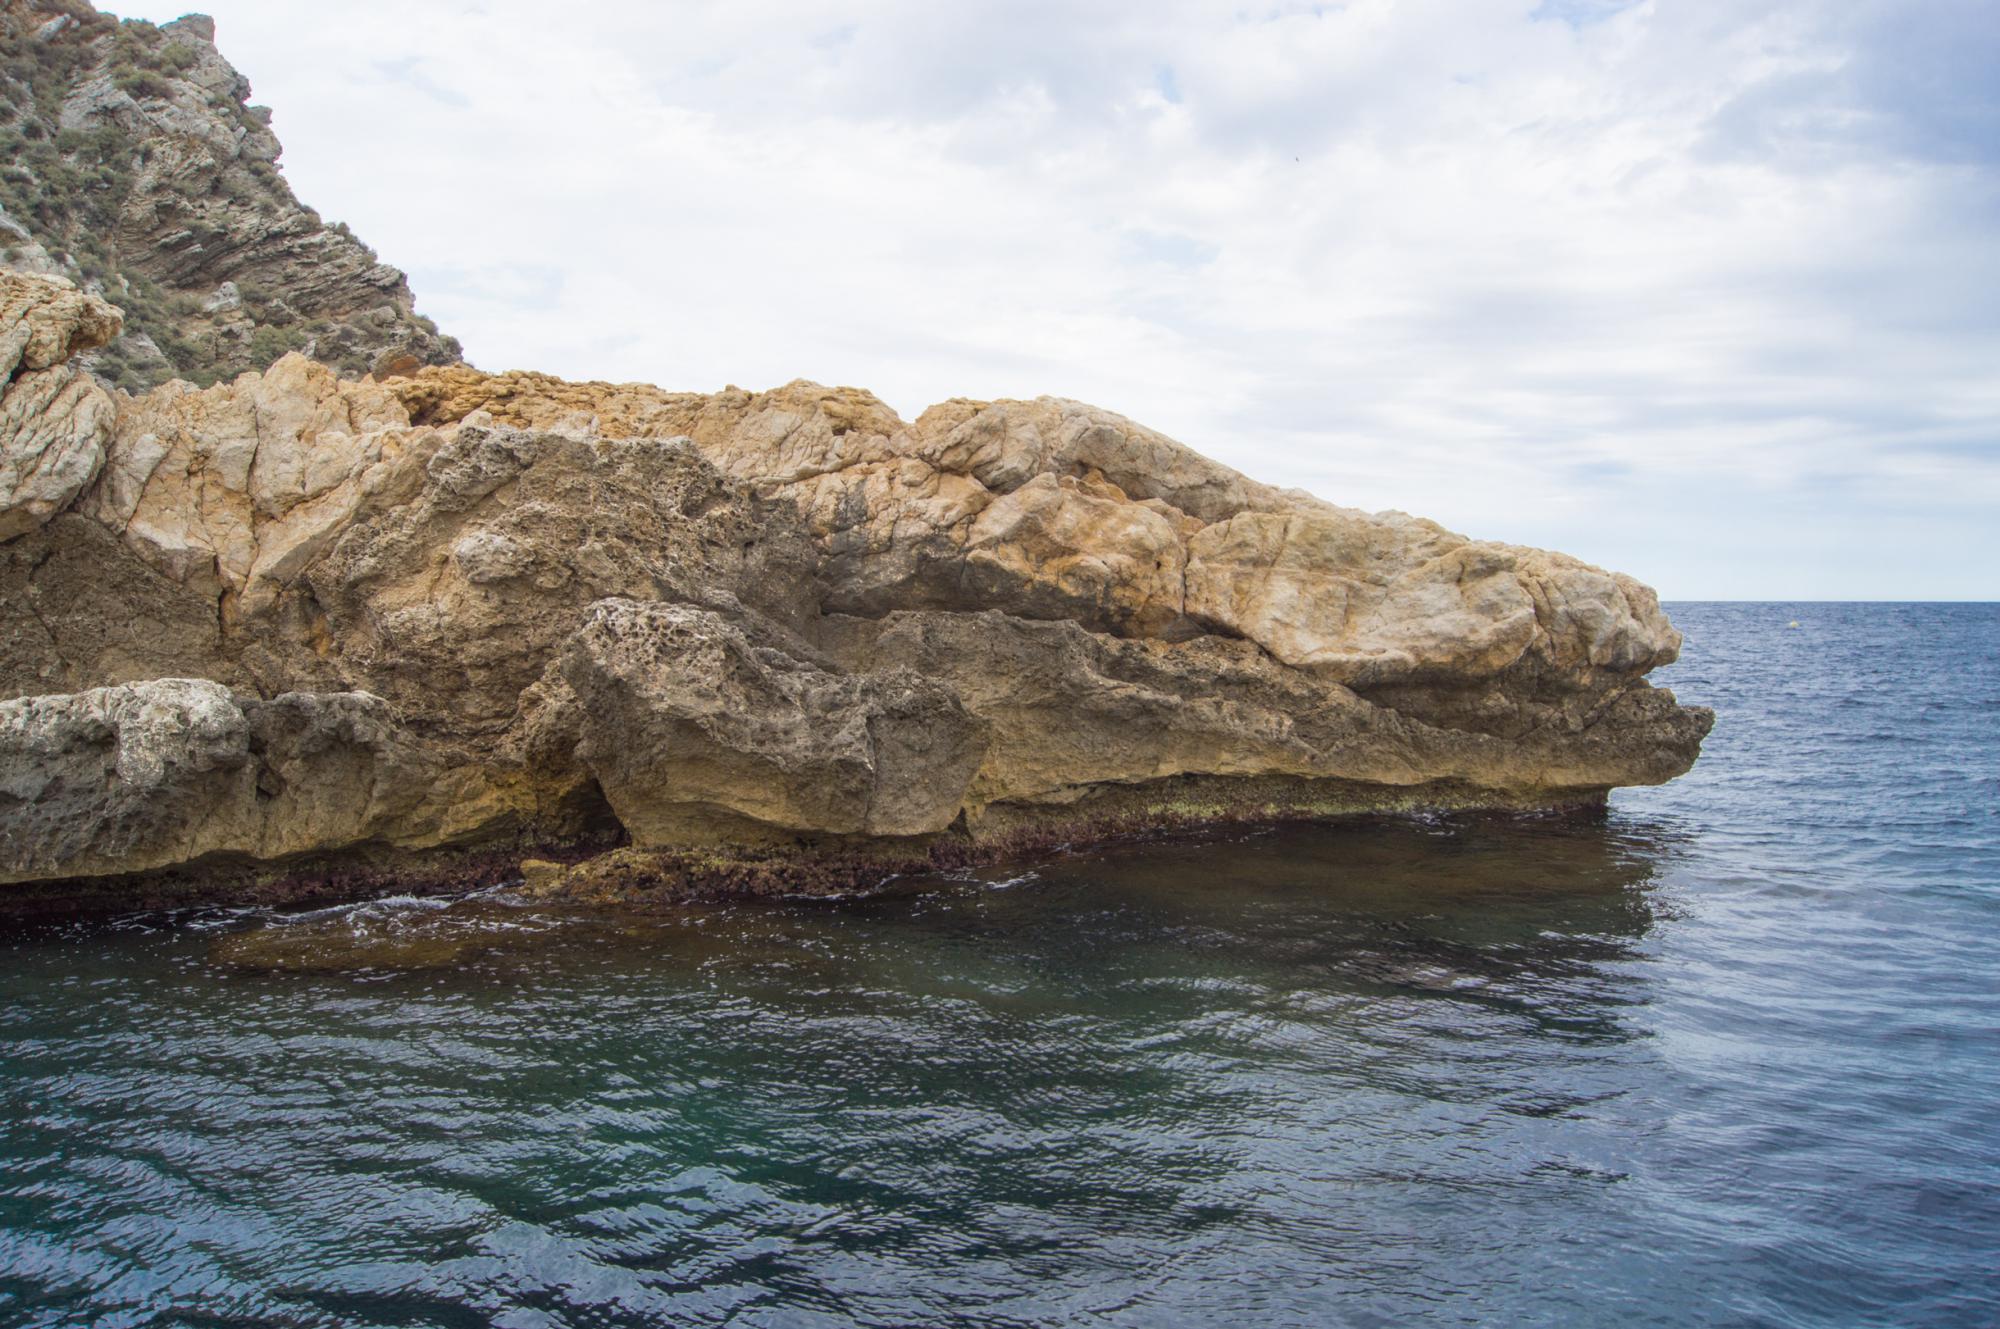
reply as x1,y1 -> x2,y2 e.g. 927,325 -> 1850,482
0,678 -> 429,885
0,267 -> 1712,902
559,599 -> 988,841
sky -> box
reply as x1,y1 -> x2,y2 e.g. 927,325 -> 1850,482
120,0 -> 2000,599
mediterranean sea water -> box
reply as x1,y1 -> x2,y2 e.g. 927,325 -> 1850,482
1,603 -> 1996,1327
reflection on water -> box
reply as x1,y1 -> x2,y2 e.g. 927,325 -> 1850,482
209,813 -> 1675,985
3,602 -> 1998,1328
1,814 -> 1703,1328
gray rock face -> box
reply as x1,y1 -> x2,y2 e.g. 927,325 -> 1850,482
0,262 -> 1713,906
0,679 -> 424,885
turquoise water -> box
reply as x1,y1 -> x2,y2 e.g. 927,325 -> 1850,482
2,603 -> 1996,1327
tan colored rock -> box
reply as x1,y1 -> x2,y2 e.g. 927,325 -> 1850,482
0,271 -> 124,379
0,272 -> 122,540
1185,509 -> 1516,680
557,598 -> 988,842
822,610 -> 1707,814
81,352 -> 416,607
303,424 -> 821,736
0,360 -> 118,541
960,472 -> 1189,636
1184,508 -> 1680,686
392,366 -> 702,439
0,294 -> 1711,903
913,395 -> 1295,522
385,374 -> 1293,627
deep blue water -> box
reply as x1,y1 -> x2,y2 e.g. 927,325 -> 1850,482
1,602 -> 1996,1328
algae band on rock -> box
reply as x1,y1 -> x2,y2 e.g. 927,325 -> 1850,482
0,267 -> 1712,909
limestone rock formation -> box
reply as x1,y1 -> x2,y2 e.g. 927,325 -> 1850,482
0,678 -> 428,885
0,266 -> 1712,907
559,599 -> 989,842
0,1 -> 459,391
0,270 -> 117,537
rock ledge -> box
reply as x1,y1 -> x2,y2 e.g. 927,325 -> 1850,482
0,269 -> 1711,910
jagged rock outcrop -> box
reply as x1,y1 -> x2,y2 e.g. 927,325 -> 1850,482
0,2 -> 459,391
0,270 -> 117,536
0,267 -> 1712,905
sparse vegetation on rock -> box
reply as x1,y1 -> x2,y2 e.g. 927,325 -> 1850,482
0,0 -> 459,392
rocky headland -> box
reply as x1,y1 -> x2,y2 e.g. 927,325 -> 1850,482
0,4 -> 1709,914
0,262 -> 1711,913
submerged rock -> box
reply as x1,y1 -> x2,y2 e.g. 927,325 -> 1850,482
0,267 -> 1713,908
207,893 -> 588,973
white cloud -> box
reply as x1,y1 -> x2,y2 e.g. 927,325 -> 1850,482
117,0 -> 2000,597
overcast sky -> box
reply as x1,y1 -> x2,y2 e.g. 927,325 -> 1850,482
123,0 -> 1999,599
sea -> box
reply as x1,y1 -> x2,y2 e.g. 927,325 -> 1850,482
1,602 -> 1995,1328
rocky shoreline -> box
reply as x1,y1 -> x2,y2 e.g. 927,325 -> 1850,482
0,790 -> 1623,926
0,265 -> 1711,914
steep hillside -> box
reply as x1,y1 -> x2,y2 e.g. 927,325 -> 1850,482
0,0 -> 459,391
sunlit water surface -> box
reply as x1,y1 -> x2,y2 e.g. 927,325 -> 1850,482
2,603 -> 1997,1327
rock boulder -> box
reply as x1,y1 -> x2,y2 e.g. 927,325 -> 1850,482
0,679 -> 428,885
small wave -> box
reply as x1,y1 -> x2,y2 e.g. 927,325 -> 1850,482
271,892 -> 457,926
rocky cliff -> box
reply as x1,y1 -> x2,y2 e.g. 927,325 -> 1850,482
0,1 -> 459,392
0,267 -> 1711,910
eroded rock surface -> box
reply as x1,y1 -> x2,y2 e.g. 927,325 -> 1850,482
0,678 -> 427,885
0,274 -> 120,538
0,268 -> 1713,905
559,598 -> 988,841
